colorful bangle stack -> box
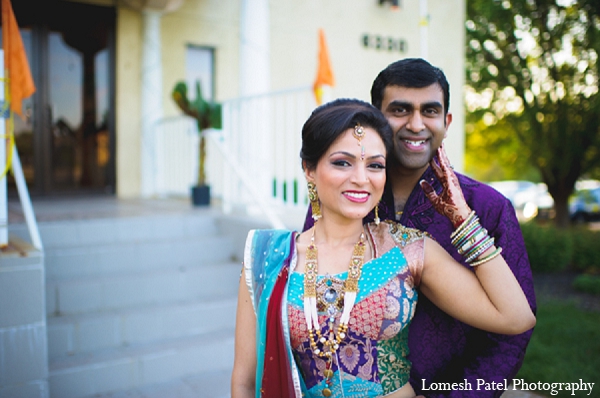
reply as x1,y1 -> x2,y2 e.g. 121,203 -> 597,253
451,210 -> 502,267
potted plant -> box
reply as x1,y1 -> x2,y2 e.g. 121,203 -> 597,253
171,81 -> 222,206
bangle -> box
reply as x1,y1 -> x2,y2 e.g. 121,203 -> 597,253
453,221 -> 482,248
450,210 -> 477,240
451,216 -> 481,247
465,237 -> 495,262
459,229 -> 489,255
470,247 -> 503,267
464,233 -> 492,257
449,211 -> 500,265
465,237 -> 496,263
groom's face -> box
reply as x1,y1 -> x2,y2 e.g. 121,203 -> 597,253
380,84 -> 452,173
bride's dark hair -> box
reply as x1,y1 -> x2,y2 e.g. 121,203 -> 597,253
300,98 -> 393,170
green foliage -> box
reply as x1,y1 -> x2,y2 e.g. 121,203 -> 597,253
466,0 -> 600,228
571,228 -> 600,273
521,222 -> 600,272
589,166 -> 600,181
516,301 -> 600,395
465,118 -> 540,182
573,274 -> 600,296
171,81 -> 222,130
520,222 -> 573,272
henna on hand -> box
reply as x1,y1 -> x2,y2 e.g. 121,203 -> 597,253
420,144 -> 472,228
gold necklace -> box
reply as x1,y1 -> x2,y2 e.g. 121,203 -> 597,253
303,228 -> 366,397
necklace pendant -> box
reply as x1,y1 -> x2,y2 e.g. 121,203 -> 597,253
322,387 -> 332,397
323,287 -> 338,303
327,305 -> 336,316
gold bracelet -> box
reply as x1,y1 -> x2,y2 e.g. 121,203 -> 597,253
470,247 -> 503,267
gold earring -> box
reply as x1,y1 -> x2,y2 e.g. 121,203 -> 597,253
374,202 -> 380,225
307,182 -> 322,222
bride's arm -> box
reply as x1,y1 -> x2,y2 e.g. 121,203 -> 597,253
420,237 -> 535,334
231,276 -> 257,398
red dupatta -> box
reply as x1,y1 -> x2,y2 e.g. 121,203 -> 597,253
260,237 -> 296,397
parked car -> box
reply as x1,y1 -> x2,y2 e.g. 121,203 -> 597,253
487,180 -> 554,221
569,186 -> 600,223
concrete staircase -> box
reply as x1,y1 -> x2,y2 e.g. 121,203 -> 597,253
16,209 -> 243,398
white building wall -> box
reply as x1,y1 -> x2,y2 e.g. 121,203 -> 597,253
115,0 -> 466,198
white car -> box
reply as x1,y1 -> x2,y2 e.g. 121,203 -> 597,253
570,182 -> 600,223
488,180 -> 554,221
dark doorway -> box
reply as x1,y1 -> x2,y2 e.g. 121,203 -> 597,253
2,0 -> 116,196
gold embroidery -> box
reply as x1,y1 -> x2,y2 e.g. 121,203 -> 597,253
385,221 -> 429,247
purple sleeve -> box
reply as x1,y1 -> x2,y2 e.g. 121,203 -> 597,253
421,192 -> 537,398
302,204 -> 315,232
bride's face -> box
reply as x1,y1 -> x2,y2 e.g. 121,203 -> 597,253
306,127 -> 387,222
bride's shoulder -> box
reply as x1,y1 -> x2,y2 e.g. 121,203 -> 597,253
368,220 -> 430,248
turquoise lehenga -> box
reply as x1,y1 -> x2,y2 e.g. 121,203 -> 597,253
243,221 -> 427,398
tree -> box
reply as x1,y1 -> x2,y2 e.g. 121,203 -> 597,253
465,116 -> 541,182
466,0 -> 600,228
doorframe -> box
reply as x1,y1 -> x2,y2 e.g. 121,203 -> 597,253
9,0 -> 117,196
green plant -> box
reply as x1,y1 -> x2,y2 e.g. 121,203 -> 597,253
571,228 -> 600,273
573,274 -> 600,296
520,222 -> 573,272
171,81 -> 222,186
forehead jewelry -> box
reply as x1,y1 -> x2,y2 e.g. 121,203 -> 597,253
353,123 -> 366,160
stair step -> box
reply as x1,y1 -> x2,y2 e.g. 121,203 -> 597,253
46,262 -> 241,316
90,369 -> 231,398
10,210 -> 221,249
84,369 -> 231,398
49,331 -> 234,398
48,297 -> 237,360
44,234 -> 235,280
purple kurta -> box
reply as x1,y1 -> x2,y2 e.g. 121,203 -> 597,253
303,166 -> 537,398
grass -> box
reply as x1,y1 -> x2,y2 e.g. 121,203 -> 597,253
516,300 -> 600,397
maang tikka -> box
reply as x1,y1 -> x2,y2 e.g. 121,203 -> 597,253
307,182 -> 322,221
353,123 -> 366,160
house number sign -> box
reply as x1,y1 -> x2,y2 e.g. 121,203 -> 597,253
362,34 -> 407,53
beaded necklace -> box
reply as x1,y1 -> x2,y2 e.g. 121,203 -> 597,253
303,228 -> 366,397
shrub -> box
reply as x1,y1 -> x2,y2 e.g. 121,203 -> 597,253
571,228 -> 600,273
520,222 -> 573,272
572,274 -> 600,296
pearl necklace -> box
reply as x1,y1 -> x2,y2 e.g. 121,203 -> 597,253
303,228 -> 366,396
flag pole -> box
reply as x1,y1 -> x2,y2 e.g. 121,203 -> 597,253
0,54 -> 7,247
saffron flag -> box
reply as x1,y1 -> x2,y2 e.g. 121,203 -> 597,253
313,29 -> 334,106
2,0 -> 35,117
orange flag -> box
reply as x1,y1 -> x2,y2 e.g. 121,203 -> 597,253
313,29 -> 335,105
2,0 -> 35,117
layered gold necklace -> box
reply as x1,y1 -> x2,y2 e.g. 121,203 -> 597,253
303,228 -> 366,397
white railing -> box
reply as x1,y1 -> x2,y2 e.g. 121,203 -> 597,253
154,116 -> 199,197
152,86 -> 316,228
0,52 -> 43,250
